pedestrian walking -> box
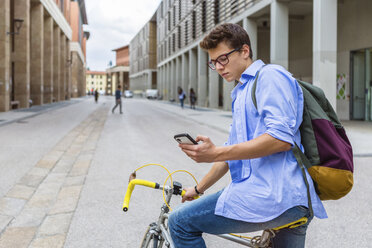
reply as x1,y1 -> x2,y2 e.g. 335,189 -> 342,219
178,87 -> 186,109
169,23 -> 327,248
94,89 -> 99,103
189,88 -> 197,109
112,85 -> 123,114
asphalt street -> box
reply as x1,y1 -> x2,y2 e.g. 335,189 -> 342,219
0,95 -> 371,247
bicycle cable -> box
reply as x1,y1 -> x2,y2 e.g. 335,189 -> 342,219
162,169 -> 198,211
134,163 -> 173,185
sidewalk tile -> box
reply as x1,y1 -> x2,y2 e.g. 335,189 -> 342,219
36,159 -> 58,169
49,186 -> 82,215
0,215 -> 13,233
6,184 -> 35,200
0,227 -> 37,248
10,206 -> 46,227
69,160 -> 91,176
29,234 -> 65,248
19,174 -> 45,188
38,213 -> 72,236
63,176 -> 86,187
0,197 -> 26,216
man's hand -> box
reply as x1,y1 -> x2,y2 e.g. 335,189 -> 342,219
179,135 -> 221,163
181,186 -> 199,203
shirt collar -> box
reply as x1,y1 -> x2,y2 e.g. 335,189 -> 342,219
238,60 -> 265,84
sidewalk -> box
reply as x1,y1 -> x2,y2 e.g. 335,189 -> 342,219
0,98 -> 87,127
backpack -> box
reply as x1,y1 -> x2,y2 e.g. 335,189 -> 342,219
251,68 -> 354,204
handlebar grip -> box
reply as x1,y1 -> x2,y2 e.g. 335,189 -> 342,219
122,179 -> 158,212
181,190 -> 200,200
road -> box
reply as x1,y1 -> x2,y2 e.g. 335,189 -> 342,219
0,96 -> 371,247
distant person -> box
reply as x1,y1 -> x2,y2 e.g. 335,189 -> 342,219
112,85 -> 123,114
94,89 -> 99,103
189,88 -> 197,109
178,87 -> 186,109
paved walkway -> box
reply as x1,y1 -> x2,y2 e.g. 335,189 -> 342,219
0,105 -> 108,247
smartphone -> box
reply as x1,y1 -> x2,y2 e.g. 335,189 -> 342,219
174,133 -> 198,145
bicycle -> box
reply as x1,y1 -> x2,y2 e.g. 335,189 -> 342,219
122,165 -> 308,248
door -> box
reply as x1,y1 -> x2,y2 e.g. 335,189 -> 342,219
351,50 -> 366,120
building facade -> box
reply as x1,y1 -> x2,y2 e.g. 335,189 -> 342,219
106,45 -> 129,95
70,0 -> 89,98
0,0 -> 88,112
129,13 -> 157,92
86,71 -> 106,95
155,0 -> 372,121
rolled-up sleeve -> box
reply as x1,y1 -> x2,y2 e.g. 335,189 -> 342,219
255,66 -> 301,146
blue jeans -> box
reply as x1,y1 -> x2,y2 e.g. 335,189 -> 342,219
168,190 -> 312,248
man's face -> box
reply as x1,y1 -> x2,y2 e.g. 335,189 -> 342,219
207,42 -> 251,82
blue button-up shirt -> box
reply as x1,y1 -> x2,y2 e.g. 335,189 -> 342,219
215,60 -> 327,222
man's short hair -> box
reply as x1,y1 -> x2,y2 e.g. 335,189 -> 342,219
199,23 -> 253,59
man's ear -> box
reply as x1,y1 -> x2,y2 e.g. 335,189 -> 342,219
242,44 -> 250,59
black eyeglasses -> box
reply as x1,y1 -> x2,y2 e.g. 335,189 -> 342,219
208,47 -> 241,70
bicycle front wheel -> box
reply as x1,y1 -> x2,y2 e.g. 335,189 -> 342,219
140,225 -> 165,248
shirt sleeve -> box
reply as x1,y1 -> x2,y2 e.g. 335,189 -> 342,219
255,65 -> 302,146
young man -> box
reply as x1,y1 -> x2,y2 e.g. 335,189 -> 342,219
168,23 -> 327,247
112,85 -> 123,114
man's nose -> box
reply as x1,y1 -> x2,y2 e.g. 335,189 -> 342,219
215,62 -> 224,71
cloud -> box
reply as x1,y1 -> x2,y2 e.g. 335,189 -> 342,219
84,0 -> 162,71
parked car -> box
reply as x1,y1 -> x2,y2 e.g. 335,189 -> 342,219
145,89 -> 159,99
124,90 -> 133,98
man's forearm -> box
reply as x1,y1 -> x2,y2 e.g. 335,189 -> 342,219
215,133 -> 291,162
196,161 -> 229,193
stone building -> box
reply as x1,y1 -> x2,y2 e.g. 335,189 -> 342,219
0,0 -> 88,112
86,71 -> 106,95
155,0 -> 372,120
129,13 -> 157,92
106,45 -> 130,95
70,0 -> 89,98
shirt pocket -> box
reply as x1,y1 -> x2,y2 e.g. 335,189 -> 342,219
229,160 -> 251,182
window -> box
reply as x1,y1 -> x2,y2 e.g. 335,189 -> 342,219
185,21 -> 188,45
172,33 -> 175,52
173,5 -> 176,26
202,1 -> 207,33
100,75 -> 102,79
214,0 -> 219,24
178,26 -> 181,48
91,75 -> 94,78
100,82 -> 102,85
231,0 -> 238,16
91,82 -> 94,85
178,0 -> 182,20
192,11 -> 196,39
167,15 -> 171,31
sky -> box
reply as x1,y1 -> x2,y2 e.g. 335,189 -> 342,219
84,0 -> 162,71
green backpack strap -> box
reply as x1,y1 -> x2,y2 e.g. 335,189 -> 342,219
292,144 -> 314,219
251,71 -> 259,109
251,67 -> 314,219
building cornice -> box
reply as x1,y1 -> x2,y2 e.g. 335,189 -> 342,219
129,69 -> 157,79
106,66 -> 130,73
40,0 -> 72,40
70,42 -> 85,64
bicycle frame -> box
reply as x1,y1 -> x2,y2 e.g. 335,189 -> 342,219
123,179 -> 276,248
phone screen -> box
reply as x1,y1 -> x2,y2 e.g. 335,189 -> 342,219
174,133 -> 198,145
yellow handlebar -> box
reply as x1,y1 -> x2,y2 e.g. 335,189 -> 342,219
122,179 -> 158,212
181,190 -> 200,200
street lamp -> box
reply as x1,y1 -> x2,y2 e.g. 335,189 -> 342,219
7,19 -> 24,35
